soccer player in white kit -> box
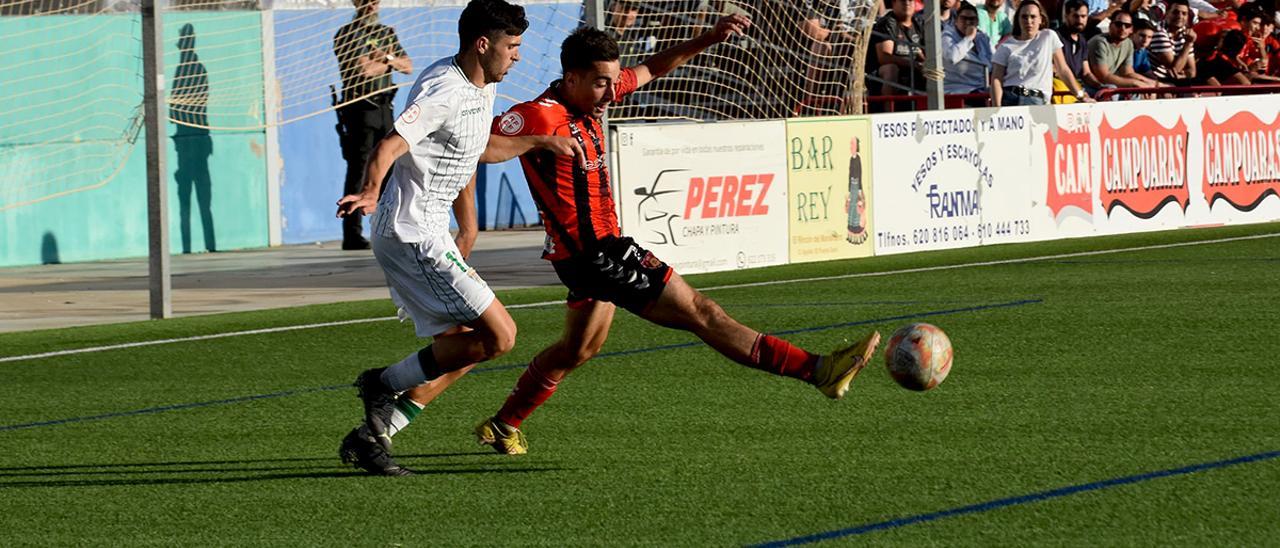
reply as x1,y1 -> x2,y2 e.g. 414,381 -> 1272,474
334,0 -> 581,476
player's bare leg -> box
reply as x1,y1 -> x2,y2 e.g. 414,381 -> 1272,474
477,300 -> 615,454
357,301 -> 517,451
638,272 -> 880,399
400,323 -> 483,408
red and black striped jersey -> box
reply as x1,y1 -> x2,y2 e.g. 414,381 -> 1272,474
491,68 -> 639,261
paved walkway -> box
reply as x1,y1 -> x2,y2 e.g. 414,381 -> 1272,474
0,230 -> 558,333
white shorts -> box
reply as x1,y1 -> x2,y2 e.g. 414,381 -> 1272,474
372,232 -> 495,338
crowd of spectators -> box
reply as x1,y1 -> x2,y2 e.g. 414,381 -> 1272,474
864,0 -> 1280,105
603,0 -> 1279,116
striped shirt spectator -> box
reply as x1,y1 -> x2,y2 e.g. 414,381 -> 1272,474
1149,0 -> 1195,80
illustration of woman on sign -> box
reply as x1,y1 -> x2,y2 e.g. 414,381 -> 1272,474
845,137 -> 868,245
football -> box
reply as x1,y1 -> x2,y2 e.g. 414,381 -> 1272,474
884,323 -> 953,391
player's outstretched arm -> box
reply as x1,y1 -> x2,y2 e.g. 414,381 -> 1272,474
479,134 -> 585,166
631,14 -> 749,89
336,131 -> 409,218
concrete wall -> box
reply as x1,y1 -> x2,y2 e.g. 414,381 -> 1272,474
0,13 -> 269,267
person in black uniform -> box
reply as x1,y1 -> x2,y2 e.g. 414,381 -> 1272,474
333,0 -> 412,249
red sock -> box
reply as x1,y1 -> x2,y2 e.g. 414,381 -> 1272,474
749,334 -> 818,382
495,358 -> 561,428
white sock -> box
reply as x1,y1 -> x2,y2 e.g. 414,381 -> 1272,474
359,397 -> 424,439
387,397 -> 424,437
380,352 -> 427,392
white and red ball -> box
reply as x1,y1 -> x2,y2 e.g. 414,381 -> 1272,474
884,323 -> 953,391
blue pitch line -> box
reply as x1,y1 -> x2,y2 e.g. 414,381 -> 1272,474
0,299 -> 1040,433
0,386 -> 346,433
749,449 -> 1280,547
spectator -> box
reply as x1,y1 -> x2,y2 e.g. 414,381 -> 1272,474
1127,0 -> 1156,21
1088,10 -> 1161,88
944,0 -> 960,24
1148,0 -> 1220,22
1264,7 -> 1280,77
1239,3 -> 1280,80
1190,0 -> 1224,20
1132,18 -> 1159,76
800,0 -> 866,113
1150,0 -> 1197,82
991,0 -> 1092,104
943,2 -> 995,94
1087,0 -> 1127,33
607,1 -> 649,68
978,0 -> 1014,48
1197,28 -> 1252,83
871,0 -> 927,95
1058,0 -> 1104,90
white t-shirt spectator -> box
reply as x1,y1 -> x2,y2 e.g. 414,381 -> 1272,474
992,30 -> 1063,99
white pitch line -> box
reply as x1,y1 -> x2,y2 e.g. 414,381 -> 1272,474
699,231 -> 1280,292
3,231 -> 1276,364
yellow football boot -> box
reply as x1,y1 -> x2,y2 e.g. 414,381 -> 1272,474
813,331 -> 882,399
475,417 -> 528,455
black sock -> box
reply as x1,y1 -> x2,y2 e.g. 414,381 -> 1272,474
417,345 -> 444,381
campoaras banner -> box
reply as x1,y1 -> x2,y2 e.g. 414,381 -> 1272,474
1200,100 -> 1280,222
1033,96 -> 1279,236
614,121 -> 789,274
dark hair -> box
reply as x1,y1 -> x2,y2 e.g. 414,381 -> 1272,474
458,0 -> 528,47
1133,18 -> 1155,32
1220,29 -> 1248,56
1011,0 -> 1047,37
957,2 -> 979,17
560,26 -> 619,72
1165,0 -> 1190,10
1238,2 -> 1266,22
1062,0 -> 1089,14
1111,9 -> 1134,22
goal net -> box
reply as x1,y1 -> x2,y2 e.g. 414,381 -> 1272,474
269,0 -> 583,127
603,0 -> 882,122
0,0 -> 878,213
0,0 -> 583,212
0,0 -> 146,213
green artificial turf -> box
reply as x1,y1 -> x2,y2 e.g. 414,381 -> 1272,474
1,223 -> 1277,546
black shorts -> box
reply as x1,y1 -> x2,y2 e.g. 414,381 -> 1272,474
551,236 -> 673,314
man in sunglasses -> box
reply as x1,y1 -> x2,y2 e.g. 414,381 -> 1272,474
1086,10 -> 1161,91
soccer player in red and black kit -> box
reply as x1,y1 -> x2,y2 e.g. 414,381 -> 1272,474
474,15 -> 882,454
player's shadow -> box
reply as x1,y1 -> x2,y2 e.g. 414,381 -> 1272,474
170,23 -> 216,254
0,453 -> 563,489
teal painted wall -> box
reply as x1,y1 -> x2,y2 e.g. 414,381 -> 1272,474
0,13 -> 268,267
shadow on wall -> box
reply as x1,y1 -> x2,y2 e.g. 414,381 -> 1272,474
171,23 -> 216,254
41,231 -> 60,264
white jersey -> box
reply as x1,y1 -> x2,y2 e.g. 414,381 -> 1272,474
373,56 -> 496,242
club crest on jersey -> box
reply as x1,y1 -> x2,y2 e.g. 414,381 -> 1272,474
498,112 -> 525,135
640,251 -> 662,269
399,104 -> 421,124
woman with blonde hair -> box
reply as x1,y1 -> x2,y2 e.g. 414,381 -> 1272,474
990,0 -> 1093,105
